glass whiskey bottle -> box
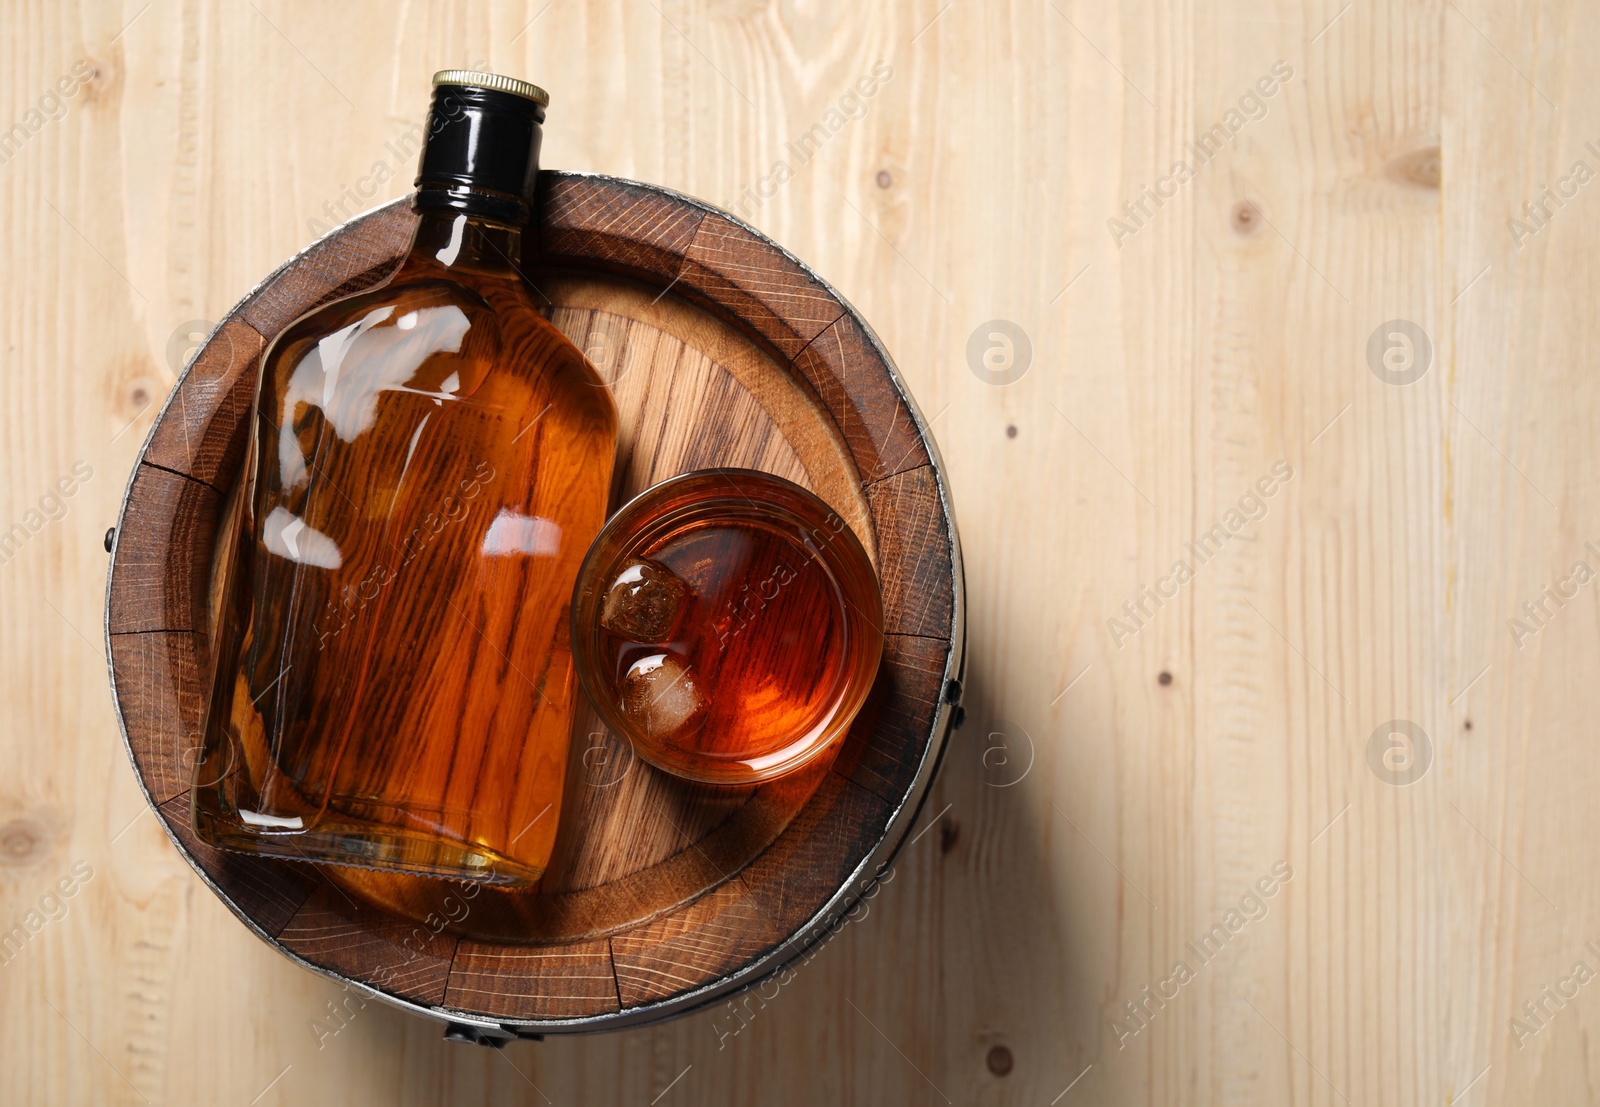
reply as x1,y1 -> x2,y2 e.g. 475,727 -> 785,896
191,73 -> 617,886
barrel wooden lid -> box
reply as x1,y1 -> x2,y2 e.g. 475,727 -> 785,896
104,172 -> 964,1033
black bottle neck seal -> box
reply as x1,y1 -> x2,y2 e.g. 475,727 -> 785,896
414,77 -> 547,227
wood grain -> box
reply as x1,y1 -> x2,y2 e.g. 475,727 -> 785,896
677,214 -> 846,360
542,274 -> 876,557
277,884 -> 459,1007
445,938 -> 620,1021
865,465 -> 956,639
108,631 -> 205,806
610,878 -> 782,1008
140,318 -> 264,491
107,465 -> 220,634
793,311 -> 931,485
538,174 -> 705,284
736,772 -> 893,930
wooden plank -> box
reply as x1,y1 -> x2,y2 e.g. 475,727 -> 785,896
537,173 -> 704,284
864,465 -> 955,639
109,631 -> 206,806
140,318 -> 265,491
610,877 -> 781,1008
676,213 -> 845,359
108,465 -> 221,635
541,274 -> 878,559
792,311 -> 931,484
276,884 -> 458,1007
831,633 -> 949,804
444,939 -> 620,1020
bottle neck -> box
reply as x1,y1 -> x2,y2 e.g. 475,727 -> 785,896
403,208 -> 524,277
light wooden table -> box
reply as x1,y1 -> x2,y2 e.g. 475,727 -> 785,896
2,1 -> 1593,1103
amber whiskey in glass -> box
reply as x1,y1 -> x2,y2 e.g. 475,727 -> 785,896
191,73 -> 617,886
571,470 -> 883,785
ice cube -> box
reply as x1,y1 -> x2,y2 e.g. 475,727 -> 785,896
601,557 -> 688,642
620,652 -> 707,741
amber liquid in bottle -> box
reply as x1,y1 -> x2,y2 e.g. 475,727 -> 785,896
192,76 -> 615,886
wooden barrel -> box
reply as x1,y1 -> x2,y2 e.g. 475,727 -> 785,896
103,172 -> 964,1036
